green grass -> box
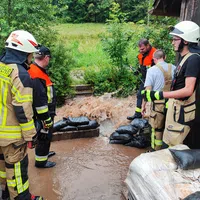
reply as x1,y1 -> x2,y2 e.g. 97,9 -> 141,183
52,23 -> 111,70
51,23 -> 144,84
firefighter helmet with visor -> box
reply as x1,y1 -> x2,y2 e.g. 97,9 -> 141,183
169,21 -> 200,43
5,30 -> 39,53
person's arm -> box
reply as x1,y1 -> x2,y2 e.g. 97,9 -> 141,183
142,86 -> 152,116
32,79 -> 52,129
163,77 -> 196,99
11,69 -> 36,142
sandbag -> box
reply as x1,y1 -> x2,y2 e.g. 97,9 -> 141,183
183,191 -> 200,200
59,126 -> 78,132
131,118 -> 148,129
66,116 -> 90,126
77,120 -> 99,130
109,139 -> 130,144
125,135 -> 150,148
110,132 -> 133,141
169,149 -> 200,170
53,118 -> 68,132
116,125 -> 138,135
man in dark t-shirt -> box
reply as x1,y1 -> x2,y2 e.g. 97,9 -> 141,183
142,21 -> 200,148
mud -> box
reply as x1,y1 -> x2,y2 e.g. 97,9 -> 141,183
28,94 -> 148,200
28,137 -> 145,200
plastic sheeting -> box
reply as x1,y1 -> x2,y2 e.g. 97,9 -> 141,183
125,144 -> 200,200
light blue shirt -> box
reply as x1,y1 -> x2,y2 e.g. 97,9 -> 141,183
144,61 -> 176,91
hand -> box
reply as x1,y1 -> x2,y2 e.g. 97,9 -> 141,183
141,90 -> 164,102
141,102 -> 146,117
43,118 -> 53,129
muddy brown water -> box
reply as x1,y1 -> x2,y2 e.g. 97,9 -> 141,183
28,137 -> 145,200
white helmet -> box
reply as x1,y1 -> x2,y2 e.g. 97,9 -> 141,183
5,30 -> 39,53
169,21 -> 200,43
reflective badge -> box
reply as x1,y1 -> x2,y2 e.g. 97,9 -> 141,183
0,63 -> 13,77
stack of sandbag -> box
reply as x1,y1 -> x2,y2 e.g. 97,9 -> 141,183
125,144 -> 200,200
109,118 -> 151,148
53,116 -> 99,133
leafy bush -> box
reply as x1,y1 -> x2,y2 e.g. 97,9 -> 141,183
48,42 -> 77,105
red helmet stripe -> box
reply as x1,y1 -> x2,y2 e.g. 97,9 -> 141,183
28,40 -> 38,47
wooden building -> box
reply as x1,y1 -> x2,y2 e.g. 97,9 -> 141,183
151,0 -> 200,25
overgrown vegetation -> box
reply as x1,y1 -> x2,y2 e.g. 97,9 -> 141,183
0,0 -> 74,103
0,0 -> 178,101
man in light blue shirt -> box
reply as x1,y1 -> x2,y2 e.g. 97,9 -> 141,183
142,49 -> 175,151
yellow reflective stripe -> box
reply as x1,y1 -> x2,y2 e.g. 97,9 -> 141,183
35,155 -> 48,162
36,105 -> 48,114
11,86 -> 32,103
20,119 -> 35,131
47,86 -> 51,103
15,162 -> 23,193
0,133 -> 21,139
0,81 -> 3,125
151,128 -> 155,149
146,90 -> 151,102
154,91 -> 160,100
7,179 -> 16,187
135,107 -> 141,112
155,139 -> 163,146
0,126 -> 21,132
165,101 -> 168,108
23,180 -> 29,191
0,170 -> 6,179
45,117 -> 51,122
2,82 -> 9,126
0,75 -> 11,84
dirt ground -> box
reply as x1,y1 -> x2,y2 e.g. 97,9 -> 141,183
28,94 -> 148,200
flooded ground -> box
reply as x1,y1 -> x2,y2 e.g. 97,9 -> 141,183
28,137 -> 145,200
28,94 -> 147,200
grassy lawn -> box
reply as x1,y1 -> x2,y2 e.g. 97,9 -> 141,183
51,23 -> 144,84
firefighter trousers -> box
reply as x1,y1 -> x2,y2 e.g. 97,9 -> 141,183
163,98 -> 195,146
149,101 -> 166,150
35,131 -> 52,167
0,142 -> 32,200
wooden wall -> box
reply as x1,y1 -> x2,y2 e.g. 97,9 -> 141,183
180,0 -> 200,25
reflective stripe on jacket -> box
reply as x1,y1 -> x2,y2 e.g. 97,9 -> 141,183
0,62 -> 36,146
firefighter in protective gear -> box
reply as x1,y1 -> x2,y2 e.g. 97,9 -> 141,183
127,39 -> 156,121
28,46 -> 56,168
142,50 -> 175,151
142,21 -> 200,148
0,30 -> 43,200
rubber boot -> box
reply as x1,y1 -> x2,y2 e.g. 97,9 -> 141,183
35,161 -> 56,168
48,151 -> 56,158
127,112 -> 142,121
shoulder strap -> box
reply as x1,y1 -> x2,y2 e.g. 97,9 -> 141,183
179,52 -> 193,67
156,63 -> 172,91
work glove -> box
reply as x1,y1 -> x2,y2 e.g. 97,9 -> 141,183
43,117 -> 53,129
27,135 -> 38,149
141,90 -> 164,102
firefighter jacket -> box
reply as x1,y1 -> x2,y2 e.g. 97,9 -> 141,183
0,49 -> 36,146
138,46 -> 156,79
28,63 -> 56,123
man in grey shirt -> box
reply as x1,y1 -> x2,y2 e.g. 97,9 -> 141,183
142,49 -> 175,151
